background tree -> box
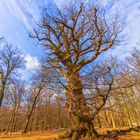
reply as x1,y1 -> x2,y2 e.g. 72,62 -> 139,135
6,79 -> 26,133
0,49 -> 140,135
22,66 -> 53,133
0,41 -> 24,107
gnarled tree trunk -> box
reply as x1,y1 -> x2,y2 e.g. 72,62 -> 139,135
64,73 -> 98,140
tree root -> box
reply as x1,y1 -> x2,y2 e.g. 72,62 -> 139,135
59,127 -> 98,140
59,128 -> 74,139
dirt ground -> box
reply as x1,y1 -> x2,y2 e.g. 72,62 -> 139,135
1,128 -> 140,140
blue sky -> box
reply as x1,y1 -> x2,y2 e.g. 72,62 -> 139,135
0,0 -> 140,78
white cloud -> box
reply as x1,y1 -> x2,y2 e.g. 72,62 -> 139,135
4,0 -> 41,31
95,0 -> 140,59
5,0 -> 32,31
0,0 -> 140,62
101,0 -> 110,6
24,54 -> 40,71
19,0 -> 40,22
53,0 -> 89,9
53,0 -> 72,9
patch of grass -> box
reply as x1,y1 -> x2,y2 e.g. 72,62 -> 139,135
0,130 -> 65,140
1,128 -> 140,140
118,135 -> 140,140
129,131 -> 140,136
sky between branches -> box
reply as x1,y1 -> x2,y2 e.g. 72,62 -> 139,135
0,0 -> 140,78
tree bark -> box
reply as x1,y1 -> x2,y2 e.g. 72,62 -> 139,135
64,73 -> 98,140
108,99 -> 116,128
22,99 -> 37,133
0,82 -> 6,107
104,111 -> 111,128
97,114 -> 102,128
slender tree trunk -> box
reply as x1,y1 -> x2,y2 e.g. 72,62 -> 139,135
104,111 -> 110,128
110,111 -> 116,129
6,111 -> 14,134
121,93 -> 132,127
116,79 -> 133,127
22,100 -> 37,133
0,82 -> 6,107
22,88 -> 42,133
43,104 -> 49,131
108,99 -> 116,128
97,114 -> 102,128
12,114 -> 18,132
10,113 -> 16,132
129,87 -> 140,125
58,107 -> 62,128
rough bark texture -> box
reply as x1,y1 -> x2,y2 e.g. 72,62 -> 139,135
64,73 -> 98,140
32,3 -> 120,139
0,82 -> 6,107
22,97 -> 37,133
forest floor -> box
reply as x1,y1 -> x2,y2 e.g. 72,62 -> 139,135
0,127 -> 140,140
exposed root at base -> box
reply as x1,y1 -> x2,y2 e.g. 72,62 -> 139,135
59,128 -> 98,140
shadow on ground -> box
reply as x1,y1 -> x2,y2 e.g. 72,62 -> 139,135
95,126 -> 140,140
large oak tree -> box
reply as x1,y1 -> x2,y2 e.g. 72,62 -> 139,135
33,3 -> 121,139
